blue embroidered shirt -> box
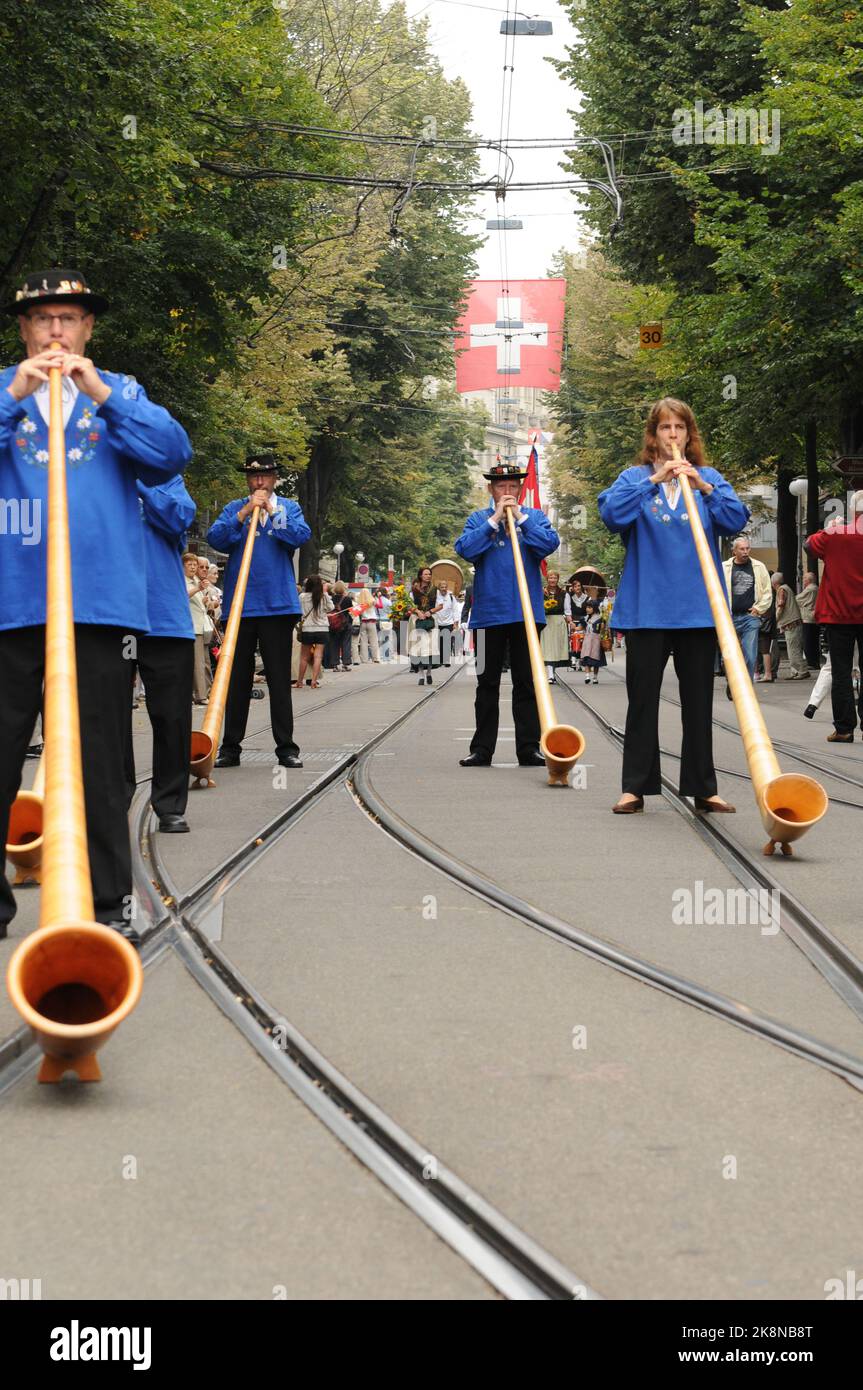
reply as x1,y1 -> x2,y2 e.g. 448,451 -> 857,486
137,476 -> 196,640
0,367 -> 192,632
598,465 -> 750,629
207,497 -> 311,620
454,506 -> 560,628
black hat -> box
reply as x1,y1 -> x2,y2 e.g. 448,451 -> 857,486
4,268 -> 109,318
241,452 -> 278,475
482,460 -> 528,482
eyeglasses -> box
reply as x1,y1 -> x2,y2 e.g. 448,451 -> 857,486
28,312 -> 88,328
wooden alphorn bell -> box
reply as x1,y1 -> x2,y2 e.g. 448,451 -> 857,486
671,442 -> 828,854
504,506 -> 585,785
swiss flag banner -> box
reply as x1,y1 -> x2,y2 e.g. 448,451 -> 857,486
454,279 -> 566,393
519,445 -> 547,575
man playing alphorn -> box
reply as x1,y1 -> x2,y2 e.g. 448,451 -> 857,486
0,268 -> 192,944
207,453 -> 310,769
455,461 -> 559,767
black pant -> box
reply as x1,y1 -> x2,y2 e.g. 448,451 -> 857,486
471,624 -> 542,761
0,624 -> 133,927
329,625 -> 352,669
803,622 -> 821,669
826,625 -> 863,734
124,637 -> 194,817
436,625 -> 453,666
222,615 -> 299,759
622,628 -> 718,797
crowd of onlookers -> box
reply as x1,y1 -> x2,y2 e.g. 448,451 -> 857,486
127,544 -> 859,737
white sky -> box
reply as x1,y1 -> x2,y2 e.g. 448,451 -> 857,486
405,0 -> 586,279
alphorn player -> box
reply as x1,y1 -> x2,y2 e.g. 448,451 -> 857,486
598,397 -> 749,815
124,475 -> 197,833
207,452 -> 310,769
454,460 -> 559,767
0,268 -> 192,943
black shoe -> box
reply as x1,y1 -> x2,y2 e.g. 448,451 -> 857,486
518,750 -> 546,767
0,923 -> 7,940
158,814 -> 190,833
417,676 -> 424,685
725,684 -> 732,701
426,672 -> 433,684
803,705 -> 816,719
25,743 -> 43,759
214,750 -> 240,768
459,753 -> 491,767
102,920 -> 142,949
278,754 -> 303,769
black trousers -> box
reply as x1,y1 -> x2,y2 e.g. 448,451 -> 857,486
471,623 -> 542,761
826,625 -> 863,735
622,628 -> 718,797
803,622 -> 821,669
436,624 -> 453,666
222,614 -> 298,759
0,624 -> 133,927
124,637 -> 194,817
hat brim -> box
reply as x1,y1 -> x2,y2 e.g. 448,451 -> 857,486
5,292 -> 109,318
483,471 -> 528,482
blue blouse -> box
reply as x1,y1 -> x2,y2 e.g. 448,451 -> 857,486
598,465 -> 749,629
454,506 -> 559,628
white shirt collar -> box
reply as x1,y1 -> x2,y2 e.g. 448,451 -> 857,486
33,377 -> 79,429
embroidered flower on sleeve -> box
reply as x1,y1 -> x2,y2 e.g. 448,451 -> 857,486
68,447 -> 83,461
21,418 -> 36,433
681,512 -> 689,522
76,411 -> 93,430
35,449 -> 48,463
661,513 -> 671,522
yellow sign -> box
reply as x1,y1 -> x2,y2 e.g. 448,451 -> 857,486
639,322 -> 663,349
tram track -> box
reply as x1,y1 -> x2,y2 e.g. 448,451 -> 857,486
555,672 -> 863,1030
0,666 -> 406,1090
0,662 -> 594,1301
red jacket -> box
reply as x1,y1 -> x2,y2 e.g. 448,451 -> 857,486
807,523 -> 863,623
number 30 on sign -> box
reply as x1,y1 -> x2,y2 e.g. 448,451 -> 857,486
639,322 -> 663,349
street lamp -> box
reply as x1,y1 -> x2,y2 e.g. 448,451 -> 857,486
789,478 -> 808,586
333,541 -> 344,583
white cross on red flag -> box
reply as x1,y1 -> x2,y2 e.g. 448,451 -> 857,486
454,279 -> 566,392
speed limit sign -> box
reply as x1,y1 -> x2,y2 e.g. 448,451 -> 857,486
639,322 -> 663,349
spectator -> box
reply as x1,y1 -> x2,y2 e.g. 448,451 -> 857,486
356,586 -> 381,663
721,536 -> 772,697
579,598 -> 607,685
796,569 -> 821,669
377,586 -> 394,661
183,551 -> 212,704
328,580 -> 354,671
411,566 -> 440,685
565,578 -> 588,626
773,572 -> 809,680
805,492 -> 863,741
755,578 -> 777,683
434,578 -> 459,667
295,574 -> 334,689
540,570 -> 568,684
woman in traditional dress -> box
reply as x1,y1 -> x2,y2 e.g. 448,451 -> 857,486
598,397 -> 749,815
540,570 -> 569,684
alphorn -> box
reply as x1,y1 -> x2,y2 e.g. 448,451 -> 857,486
6,345 -> 143,1081
505,506 -> 585,785
6,752 -> 45,885
671,442 -> 828,854
190,504 -> 261,787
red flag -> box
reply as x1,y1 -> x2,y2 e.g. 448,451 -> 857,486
519,445 -> 540,509
518,446 -> 547,575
